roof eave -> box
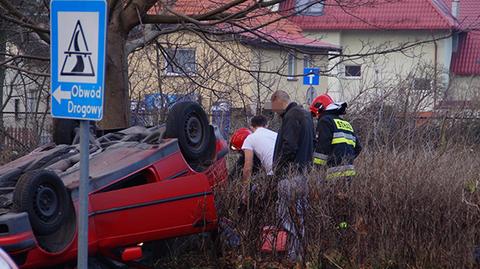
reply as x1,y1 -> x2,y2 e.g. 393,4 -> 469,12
240,36 -> 341,52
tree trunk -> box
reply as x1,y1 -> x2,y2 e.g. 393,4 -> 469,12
98,24 -> 130,130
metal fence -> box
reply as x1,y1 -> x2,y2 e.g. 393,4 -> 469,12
0,126 -> 53,164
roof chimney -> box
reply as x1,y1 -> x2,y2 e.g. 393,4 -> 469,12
452,0 -> 460,19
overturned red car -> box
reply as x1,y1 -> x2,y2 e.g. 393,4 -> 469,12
0,102 -> 228,268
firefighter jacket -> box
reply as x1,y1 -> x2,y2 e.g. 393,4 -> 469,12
313,112 -> 361,179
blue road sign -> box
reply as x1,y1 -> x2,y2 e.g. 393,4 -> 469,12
303,67 -> 320,85
50,0 -> 107,121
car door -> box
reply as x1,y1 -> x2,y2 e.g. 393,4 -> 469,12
89,170 -> 217,249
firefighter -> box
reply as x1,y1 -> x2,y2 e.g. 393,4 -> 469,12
310,94 -> 362,258
310,93 -> 362,180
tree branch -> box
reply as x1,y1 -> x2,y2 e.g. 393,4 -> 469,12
4,64 -> 49,77
0,0 -> 50,43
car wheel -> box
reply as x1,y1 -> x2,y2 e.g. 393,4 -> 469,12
165,102 -> 214,163
13,170 -> 71,236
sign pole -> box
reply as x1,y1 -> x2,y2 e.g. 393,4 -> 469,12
50,1 -> 106,265
306,85 -> 317,105
78,120 -> 90,269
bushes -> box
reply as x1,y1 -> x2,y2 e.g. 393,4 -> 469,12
216,147 -> 480,268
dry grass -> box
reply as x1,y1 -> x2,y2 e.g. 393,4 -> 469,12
215,147 -> 480,268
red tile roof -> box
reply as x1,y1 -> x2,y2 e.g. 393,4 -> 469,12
442,0 -> 480,30
280,0 -> 457,30
451,31 -> 480,75
149,0 -> 340,50
445,0 -> 480,75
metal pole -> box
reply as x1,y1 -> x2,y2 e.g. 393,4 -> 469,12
78,120 -> 90,269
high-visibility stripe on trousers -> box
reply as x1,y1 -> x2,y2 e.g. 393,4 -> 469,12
313,152 -> 328,165
326,165 -> 356,179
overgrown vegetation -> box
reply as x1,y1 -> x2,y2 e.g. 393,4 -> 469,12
211,146 -> 480,268
153,106 -> 480,268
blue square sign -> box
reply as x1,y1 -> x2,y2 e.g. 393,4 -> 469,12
50,0 -> 107,121
303,67 -> 320,86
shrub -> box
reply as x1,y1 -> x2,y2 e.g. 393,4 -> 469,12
216,147 -> 480,268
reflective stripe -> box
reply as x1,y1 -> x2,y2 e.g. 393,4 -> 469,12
332,137 -> 356,147
313,152 -> 329,160
313,152 -> 328,166
333,132 -> 356,141
327,170 -> 356,179
326,165 -> 356,179
327,165 -> 355,173
313,157 -> 326,165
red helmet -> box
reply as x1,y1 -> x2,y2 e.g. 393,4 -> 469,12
310,94 -> 334,117
230,128 -> 252,151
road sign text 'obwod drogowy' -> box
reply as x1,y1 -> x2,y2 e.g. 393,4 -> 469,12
50,0 -> 107,121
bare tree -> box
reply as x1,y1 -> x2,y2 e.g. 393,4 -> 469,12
0,0 -> 473,132
0,0 -> 291,130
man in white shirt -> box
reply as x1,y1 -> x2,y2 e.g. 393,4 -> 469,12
240,115 -> 277,199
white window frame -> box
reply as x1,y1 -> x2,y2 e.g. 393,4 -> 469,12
164,48 -> 197,76
344,65 -> 362,79
269,3 -> 280,12
287,52 -> 297,80
296,0 -> 324,15
26,89 -> 37,113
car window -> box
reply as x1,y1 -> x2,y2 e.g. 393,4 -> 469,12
100,169 -> 155,193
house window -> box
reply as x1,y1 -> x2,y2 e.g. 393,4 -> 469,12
303,55 -> 312,69
164,48 -> 196,76
27,89 -> 36,113
345,65 -> 361,78
412,78 -> 432,92
14,99 -> 20,120
452,33 -> 460,53
268,1 -> 280,12
287,53 -> 296,80
296,0 -> 324,15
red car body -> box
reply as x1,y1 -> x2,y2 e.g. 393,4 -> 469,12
0,134 -> 228,268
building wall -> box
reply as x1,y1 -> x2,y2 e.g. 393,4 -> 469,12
128,31 -> 331,116
251,47 -> 329,112
129,31 -> 253,112
305,30 -> 453,109
1,65 -> 50,129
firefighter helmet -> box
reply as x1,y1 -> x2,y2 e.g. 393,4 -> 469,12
310,94 -> 334,117
230,128 -> 252,151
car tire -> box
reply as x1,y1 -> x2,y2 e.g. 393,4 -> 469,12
13,170 -> 71,236
165,102 -> 213,163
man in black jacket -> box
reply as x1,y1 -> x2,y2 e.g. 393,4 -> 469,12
270,90 -> 314,264
271,91 -> 314,175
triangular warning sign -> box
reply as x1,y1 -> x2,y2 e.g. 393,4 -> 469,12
60,20 -> 95,77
